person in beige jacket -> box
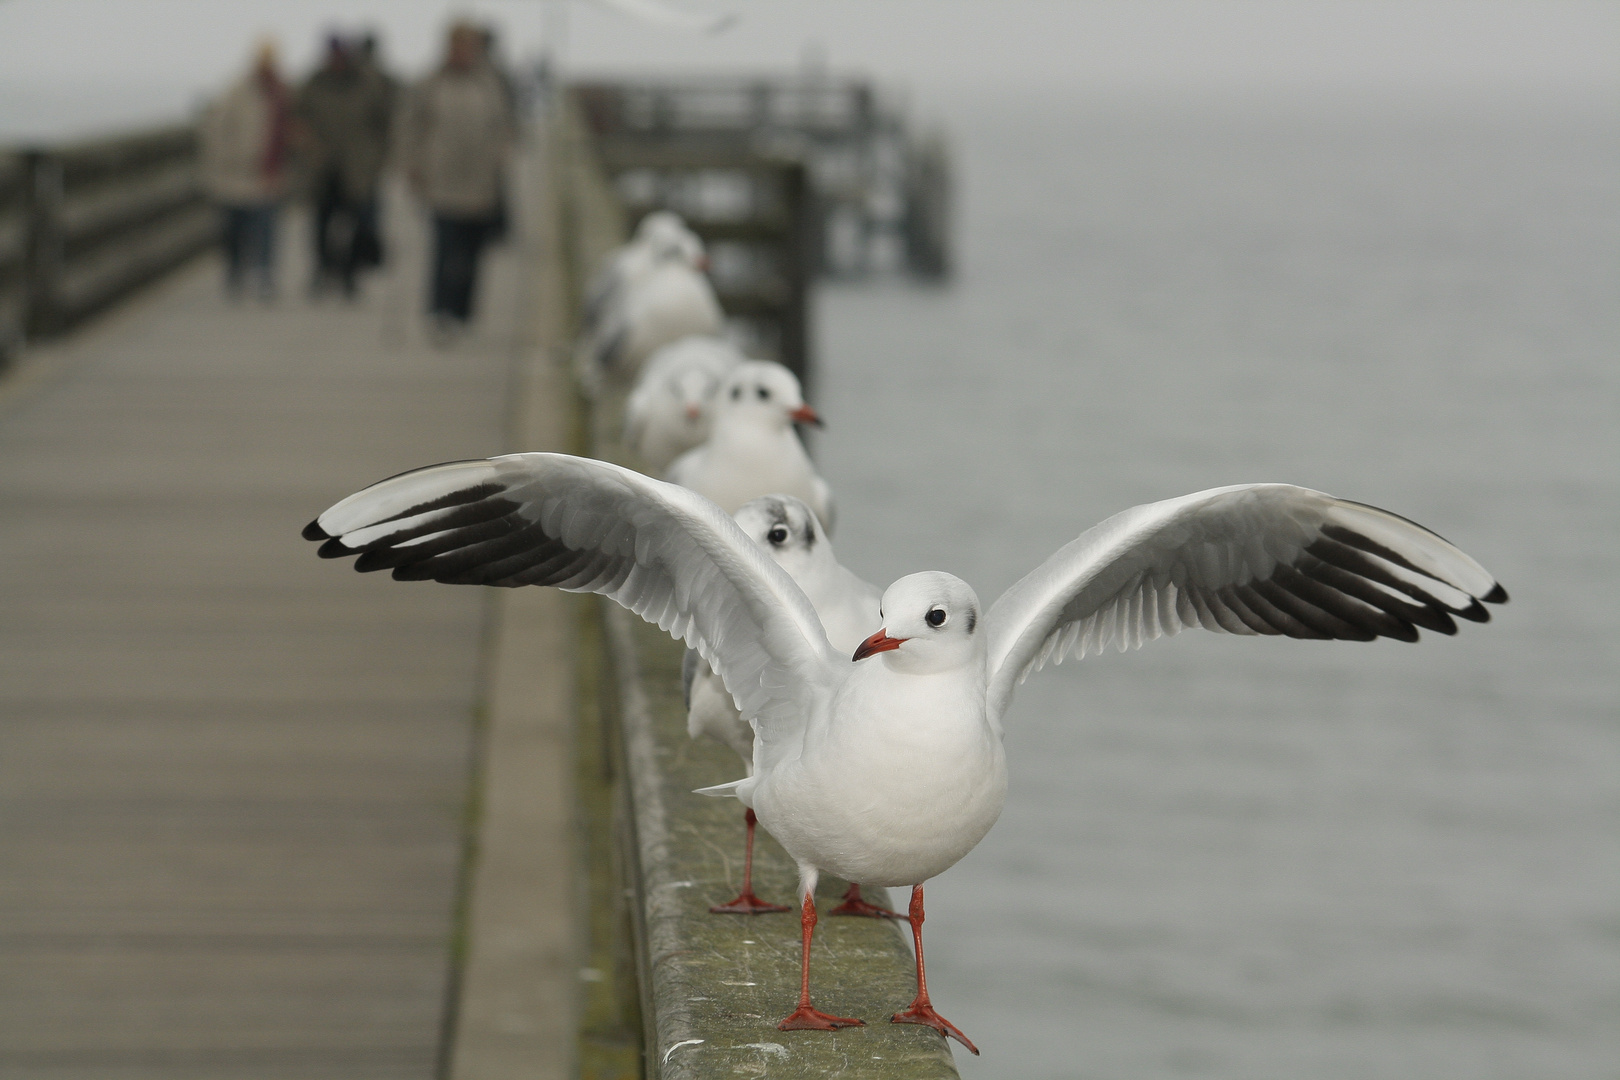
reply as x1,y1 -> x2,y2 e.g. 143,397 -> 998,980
394,22 -> 515,333
200,40 -> 292,299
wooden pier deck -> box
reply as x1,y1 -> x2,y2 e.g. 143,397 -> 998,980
0,183 -> 535,1078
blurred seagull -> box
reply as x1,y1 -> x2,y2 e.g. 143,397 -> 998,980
305,461 -> 1506,1055
686,495 -> 892,918
579,213 -> 722,387
666,360 -> 833,530
582,211 -> 705,338
623,335 -> 743,473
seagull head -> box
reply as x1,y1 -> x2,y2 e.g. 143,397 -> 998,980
734,494 -> 830,578
669,366 -> 721,424
854,572 -> 981,675
634,210 -> 685,242
645,219 -> 707,271
716,360 -> 821,431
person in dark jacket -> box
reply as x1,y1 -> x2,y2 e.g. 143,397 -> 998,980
295,34 -> 394,298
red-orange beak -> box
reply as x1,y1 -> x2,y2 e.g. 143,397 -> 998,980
684,403 -> 702,421
694,253 -> 711,273
790,404 -> 824,428
852,629 -> 906,662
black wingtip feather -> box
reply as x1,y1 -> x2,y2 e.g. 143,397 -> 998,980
1484,583 -> 1509,604
318,537 -> 357,559
303,519 -> 330,541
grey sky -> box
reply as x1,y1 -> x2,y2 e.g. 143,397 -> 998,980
0,1 -> 1614,139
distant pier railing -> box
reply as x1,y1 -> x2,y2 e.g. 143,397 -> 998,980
574,75 -> 951,283
0,124 -> 215,363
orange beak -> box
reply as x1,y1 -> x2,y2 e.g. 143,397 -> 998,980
695,253 -> 711,273
684,403 -> 701,421
790,404 -> 824,428
852,629 -> 906,662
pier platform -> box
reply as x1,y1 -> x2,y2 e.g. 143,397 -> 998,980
0,170 -> 535,1077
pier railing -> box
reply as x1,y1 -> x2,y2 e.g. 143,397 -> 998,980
0,125 -> 215,362
450,95 -> 959,1080
574,75 -> 951,283
536,96 -> 963,1078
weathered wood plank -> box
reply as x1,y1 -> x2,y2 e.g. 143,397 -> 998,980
0,172 -> 530,1076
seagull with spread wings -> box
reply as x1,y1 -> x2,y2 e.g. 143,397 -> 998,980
304,454 -> 1505,1055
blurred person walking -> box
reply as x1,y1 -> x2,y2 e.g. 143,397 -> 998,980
396,22 -> 515,341
200,39 -> 292,300
353,32 -> 399,275
296,34 -> 395,299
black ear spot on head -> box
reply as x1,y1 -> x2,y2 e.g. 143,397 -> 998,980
802,517 -> 816,548
966,609 -> 977,634
730,385 -> 742,399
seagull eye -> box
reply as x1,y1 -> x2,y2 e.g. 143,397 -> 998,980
756,386 -> 770,400
767,525 -> 789,545
926,607 -> 947,628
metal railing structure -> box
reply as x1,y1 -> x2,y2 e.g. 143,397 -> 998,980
0,125 -> 216,364
574,74 -> 951,284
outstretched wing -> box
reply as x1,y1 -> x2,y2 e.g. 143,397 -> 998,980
303,453 -> 841,728
983,484 -> 1507,721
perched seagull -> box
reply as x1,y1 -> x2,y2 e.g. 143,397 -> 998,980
623,335 -> 744,474
686,495 -> 892,918
666,360 -> 833,530
304,458 -> 1506,1055
591,246 -> 723,382
582,211 -> 705,337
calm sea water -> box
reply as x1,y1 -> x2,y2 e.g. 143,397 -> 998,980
815,96 -> 1618,1079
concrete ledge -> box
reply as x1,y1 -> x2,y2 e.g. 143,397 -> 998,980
565,99 -> 960,1069
602,608 -> 962,1079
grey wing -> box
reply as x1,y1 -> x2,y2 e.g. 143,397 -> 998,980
983,483 -> 1507,721
303,453 -> 841,729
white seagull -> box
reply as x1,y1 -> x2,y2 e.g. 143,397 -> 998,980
304,456 -> 1506,1055
591,245 -> 723,382
623,335 -> 744,474
582,211 -> 705,337
686,494 -> 892,918
666,360 -> 833,530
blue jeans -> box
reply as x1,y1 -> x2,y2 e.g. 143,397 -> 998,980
430,215 -> 493,322
221,203 -> 278,295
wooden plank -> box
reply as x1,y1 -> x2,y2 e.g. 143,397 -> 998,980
0,167 -> 531,1076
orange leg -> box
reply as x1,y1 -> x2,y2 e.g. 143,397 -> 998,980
891,884 -> 979,1055
777,890 -> 865,1031
710,808 -> 791,915
829,882 -> 901,918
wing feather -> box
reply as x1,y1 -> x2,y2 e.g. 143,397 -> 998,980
306,453 -> 840,728
983,484 -> 1506,721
